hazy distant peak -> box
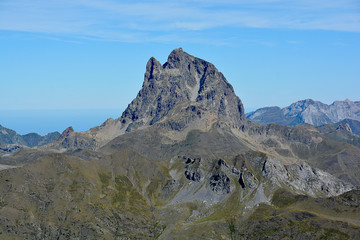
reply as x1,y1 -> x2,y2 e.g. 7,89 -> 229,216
286,99 -> 325,108
247,99 -> 360,127
0,124 -> 60,147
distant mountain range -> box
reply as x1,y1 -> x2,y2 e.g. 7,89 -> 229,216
246,99 -> 360,127
246,100 -> 360,149
0,124 -> 60,147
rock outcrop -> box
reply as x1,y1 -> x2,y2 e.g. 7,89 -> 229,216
184,157 -> 202,182
58,126 -> 96,149
209,172 -> 231,194
261,158 -> 353,197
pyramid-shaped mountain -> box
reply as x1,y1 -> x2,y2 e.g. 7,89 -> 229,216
121,48 -> 245,130
45,48 -> 360,188
50,48 -> 246,150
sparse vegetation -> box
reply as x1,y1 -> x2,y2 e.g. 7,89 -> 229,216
98,171 -> 112,187
227,216 -> 237,240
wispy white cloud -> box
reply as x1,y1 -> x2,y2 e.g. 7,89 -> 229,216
0,0 -> 359,42
287,40 -> 302,44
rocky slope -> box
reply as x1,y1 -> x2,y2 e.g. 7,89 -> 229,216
0,49 -> 359,239
0,150 -> 357,239
233,189 -> 360,240
246,99 -> 360,127
0,124 -> 60,148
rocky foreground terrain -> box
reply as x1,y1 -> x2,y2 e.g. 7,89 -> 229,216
0,48 -> 359,239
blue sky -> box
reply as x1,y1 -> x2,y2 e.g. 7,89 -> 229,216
0,0 -> 359,134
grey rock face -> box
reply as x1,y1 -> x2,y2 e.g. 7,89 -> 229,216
209,171 -> 231,194
244,171 -> 258,189
184,157 -> 202,182
58,127 -> 96,149
247,99 -> 360,127
261,158 -> 353,197
217,158 -> 258,190
121,48 -> 246,131
239,173 -> 246,189
59,126 -> 74,139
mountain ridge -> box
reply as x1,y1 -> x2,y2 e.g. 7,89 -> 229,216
0,124 -> 60,148
247,98 -> 360,127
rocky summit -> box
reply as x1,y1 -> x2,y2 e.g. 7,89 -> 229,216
122,48 -> 246,130
0,49 -> 359,239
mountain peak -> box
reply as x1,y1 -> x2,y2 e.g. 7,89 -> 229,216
59,126 -> 74,139
120,48 -> 245,131
45,49 -> 246,150
145,57 -> 162,81
165,47 -> 191,68
169,47 -> 184,57
292,99 -> 318,107
304,98 -> 315,104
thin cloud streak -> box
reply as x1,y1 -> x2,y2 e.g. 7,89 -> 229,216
0,0 -> 359,43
